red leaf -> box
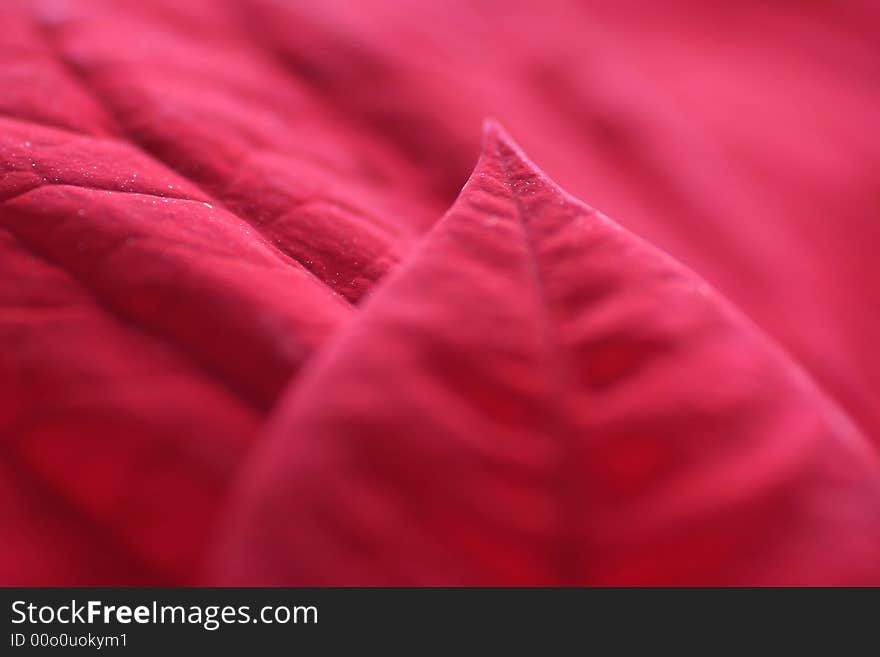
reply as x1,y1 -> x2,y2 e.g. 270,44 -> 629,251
0,117 -> 353,584
212,122 -> 880,585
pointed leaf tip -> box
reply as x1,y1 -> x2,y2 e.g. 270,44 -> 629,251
479,118 -> 529,170
212,120 -> 880,586
480,117 -> 507,144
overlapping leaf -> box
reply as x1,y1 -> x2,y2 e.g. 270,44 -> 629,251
2,0 -> 879,586
213,123 -> 880,585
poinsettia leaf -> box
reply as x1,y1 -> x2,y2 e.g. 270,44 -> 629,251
25,1 -> 438,302
0,116 -> 356,583
212,121 -> 880,585
235,0 -> 880,441
0,0 -> 444,583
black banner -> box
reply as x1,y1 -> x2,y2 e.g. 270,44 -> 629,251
0,588 -> 873,653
